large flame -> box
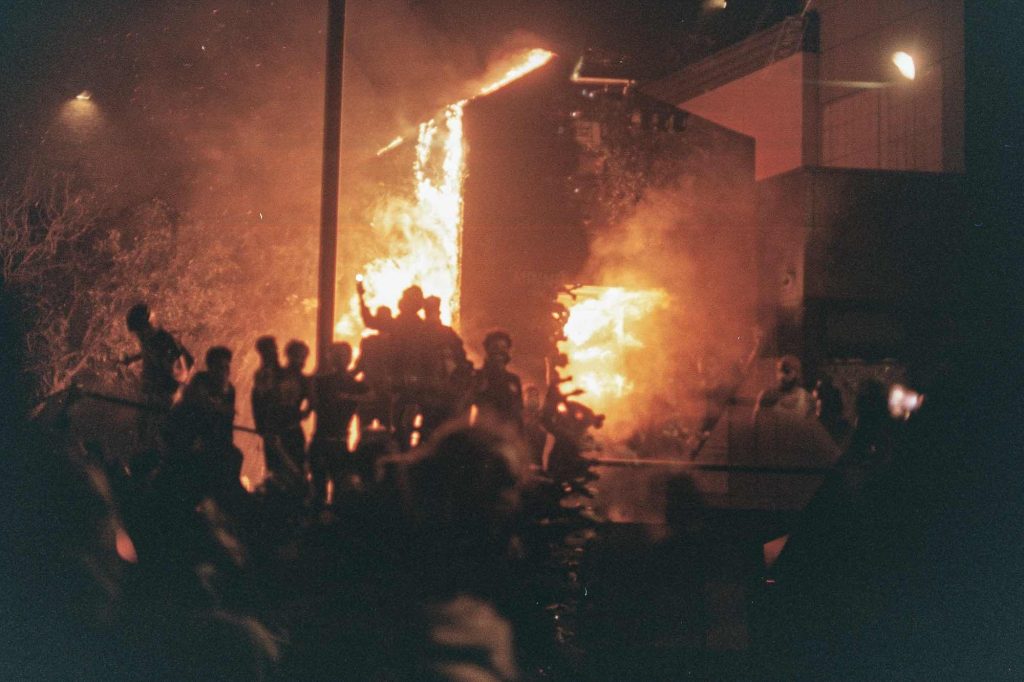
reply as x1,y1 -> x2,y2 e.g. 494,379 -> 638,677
339,48 -> 555,339
558,286 -> 669,426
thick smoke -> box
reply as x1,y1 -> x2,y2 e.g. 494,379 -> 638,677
576,119 -> 760,446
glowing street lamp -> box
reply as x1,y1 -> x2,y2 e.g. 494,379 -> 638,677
809,48 -> 919,90
891,51 -> 916,80
57,89 -> 102,131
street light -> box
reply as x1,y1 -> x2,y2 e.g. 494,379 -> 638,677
891,51 -> 916,81
58,90 -> 102,133
809,48 -> 919,89
807,47 -> 919,169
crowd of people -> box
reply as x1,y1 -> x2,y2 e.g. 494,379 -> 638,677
0,290 -> 980,679
124,285 -> 546,509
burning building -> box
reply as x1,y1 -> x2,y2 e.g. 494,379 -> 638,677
350,49 -> 762,447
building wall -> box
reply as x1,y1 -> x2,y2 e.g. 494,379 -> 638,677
757,166 -> 967,363
817,0 -> 964,172
681,52 -> 811,181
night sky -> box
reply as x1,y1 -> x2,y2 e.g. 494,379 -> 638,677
0,1 -> 799,191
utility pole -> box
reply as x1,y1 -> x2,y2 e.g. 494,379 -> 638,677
316,0 -> 345,367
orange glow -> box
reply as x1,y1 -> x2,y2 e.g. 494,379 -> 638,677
348,413 -> 361,453
558,286 -> 669,427
115,528 -> 138,564
478,49 -> 555,96
336,48 -> 556,340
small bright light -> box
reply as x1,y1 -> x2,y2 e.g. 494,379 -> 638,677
888,383 -> 924,419
75,90 -> 92,101
892,51 -> 916,80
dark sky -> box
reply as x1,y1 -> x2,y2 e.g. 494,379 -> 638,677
0,0 -> 798,219
0,0 -> 796,132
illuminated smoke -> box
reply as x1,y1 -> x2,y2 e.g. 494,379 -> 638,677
568,177 -> 760,447
558,286 -> 669,429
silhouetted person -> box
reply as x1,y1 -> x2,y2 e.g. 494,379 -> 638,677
419,295 -> 471,435
251,336 -> 281,436
123,302 -> 194,458
842,378 -> 896,471
389,286 -> 433,447
814,374 -> 852,447
309,342 -> 367,504
766,379 -> 904,678
355,308 -> 395,431
278,340 -> 312,490
390,284 -> 429,378
404,422 -> 523,680
251,335 -> 299,488
755,354 -> 815,419
422,295 -> 471,384
471,330 -> 524,430
166,346 -> 242,503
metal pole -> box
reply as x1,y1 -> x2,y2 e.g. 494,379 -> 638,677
316,0 -> 345,368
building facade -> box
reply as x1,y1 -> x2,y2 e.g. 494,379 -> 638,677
646,1 -> 966,371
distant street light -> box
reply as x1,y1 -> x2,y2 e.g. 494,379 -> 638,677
891,51 -> 916,80
59,90 -> 101,131
806,48 -> 919,169
810,48 -> 919,90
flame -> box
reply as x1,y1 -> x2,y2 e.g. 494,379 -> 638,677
558,285 -> 669,419
337,48 -> 555,340
336,102 -> 466,338
478,48 -> 555,96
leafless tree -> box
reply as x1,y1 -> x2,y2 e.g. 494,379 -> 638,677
1,173 -> 315,402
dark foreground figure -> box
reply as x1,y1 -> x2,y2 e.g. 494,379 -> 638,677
0,292 -> 1005,680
